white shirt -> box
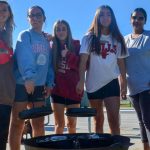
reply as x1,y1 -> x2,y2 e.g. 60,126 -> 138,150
125,30 -> 150,95
80,33 -> 128,93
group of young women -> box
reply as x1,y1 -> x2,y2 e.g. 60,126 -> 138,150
0,1 -> 150,150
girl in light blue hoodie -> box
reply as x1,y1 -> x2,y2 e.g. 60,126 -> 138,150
9,6 -> 54,150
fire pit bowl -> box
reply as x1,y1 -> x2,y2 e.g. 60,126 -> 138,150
23,133 -> 132,150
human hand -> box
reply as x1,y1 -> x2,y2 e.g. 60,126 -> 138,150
61,44 -> 68,57
25,80 -> 35,94
76,80 -> 84,95
43,33 -> 53,41
44,86 -> 53,98
121,87 -> 127,100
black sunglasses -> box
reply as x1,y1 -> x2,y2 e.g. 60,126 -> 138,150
132,16 -> 144,21
28,13 -> 43,19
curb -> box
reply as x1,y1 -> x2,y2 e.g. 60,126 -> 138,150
104,108 -> 135,113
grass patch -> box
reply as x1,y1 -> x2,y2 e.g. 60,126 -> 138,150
120,99 -> 132,108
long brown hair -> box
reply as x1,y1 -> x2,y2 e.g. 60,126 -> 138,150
0,1 -> 15,48
88,5 -> 127,55
52,20 -> 75,72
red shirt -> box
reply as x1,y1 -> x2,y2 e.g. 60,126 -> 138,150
0,40 -> 13,65
52,40 -> 82,101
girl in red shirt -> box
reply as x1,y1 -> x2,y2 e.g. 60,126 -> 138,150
51,20 -> 82,134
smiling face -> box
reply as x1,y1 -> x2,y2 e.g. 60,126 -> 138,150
131,11 -> 146,33
55,23 -> 68,42
28,7 -> 45,31
99,7 -> 112,29
0,3 -> 10,27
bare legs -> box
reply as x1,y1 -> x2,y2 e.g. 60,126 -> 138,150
9,101 -> 45,150
52,103 -> 80,134
89,100 -> 104,133
90,96 -> 120,135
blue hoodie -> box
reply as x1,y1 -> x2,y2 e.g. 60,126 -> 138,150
14,29 -> 54,87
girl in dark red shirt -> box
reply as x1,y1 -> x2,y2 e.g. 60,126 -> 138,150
51,20 -> 82,134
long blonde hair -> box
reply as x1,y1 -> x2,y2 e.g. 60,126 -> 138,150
52,20 -> 75,72
0,1 -> 15,48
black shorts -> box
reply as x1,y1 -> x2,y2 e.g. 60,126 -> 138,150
51,94 -> 80,106
87,79 -> 120,100
14,84 -> 45,102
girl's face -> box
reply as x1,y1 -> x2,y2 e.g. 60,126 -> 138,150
99,8 -> 111,28
55,23 -> 67,41
28,7 -> 45,30
0,3 -> 10,26
131,11 -> 145,32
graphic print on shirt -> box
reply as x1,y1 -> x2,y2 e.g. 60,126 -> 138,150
37,54 -> 46,65
0,40 -> 13,64
100,40 -> 117,59
58,57 -> 70,73
32,42 -> 48,65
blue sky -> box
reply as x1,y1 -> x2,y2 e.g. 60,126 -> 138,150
7,0 -> 150,46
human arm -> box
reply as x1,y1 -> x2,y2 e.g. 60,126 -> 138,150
76,35 -> 92,94
15,31 -> 36,94
45,49 -> 55,97
76,53 -> 89,94
117,58 -> 127,100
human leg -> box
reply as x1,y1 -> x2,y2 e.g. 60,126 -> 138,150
9,84 -> 30,150
130,93 -> 150,150
89,100 -> 104,133
27,86 -> 46,137
104,96 -> 120,135
28,101 -> 45,137
51,102 -> 65,134
66,104 -> 80,133
139,90 -> 150,149
0,104 -> 11,150
8,102 -> 27,150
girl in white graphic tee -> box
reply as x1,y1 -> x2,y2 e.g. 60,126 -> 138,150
76,5 -> 128,135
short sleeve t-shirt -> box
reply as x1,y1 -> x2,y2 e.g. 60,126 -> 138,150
80,33 -> 128,93
125,30 -> 150,96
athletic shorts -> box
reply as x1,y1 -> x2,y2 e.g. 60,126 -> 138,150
14,84 -> 45,102
51,94 -> 80,105
87,79 -> 120,100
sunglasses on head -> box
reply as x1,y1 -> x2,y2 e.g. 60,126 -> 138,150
132,16 -> 144,21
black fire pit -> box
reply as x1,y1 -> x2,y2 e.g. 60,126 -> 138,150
23,133 -> 132,150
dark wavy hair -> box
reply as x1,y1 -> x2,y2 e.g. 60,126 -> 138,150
87,5 -> 127,56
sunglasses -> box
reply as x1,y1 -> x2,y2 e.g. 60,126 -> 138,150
131,16 -> 144,21
28,13 -> 43,19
